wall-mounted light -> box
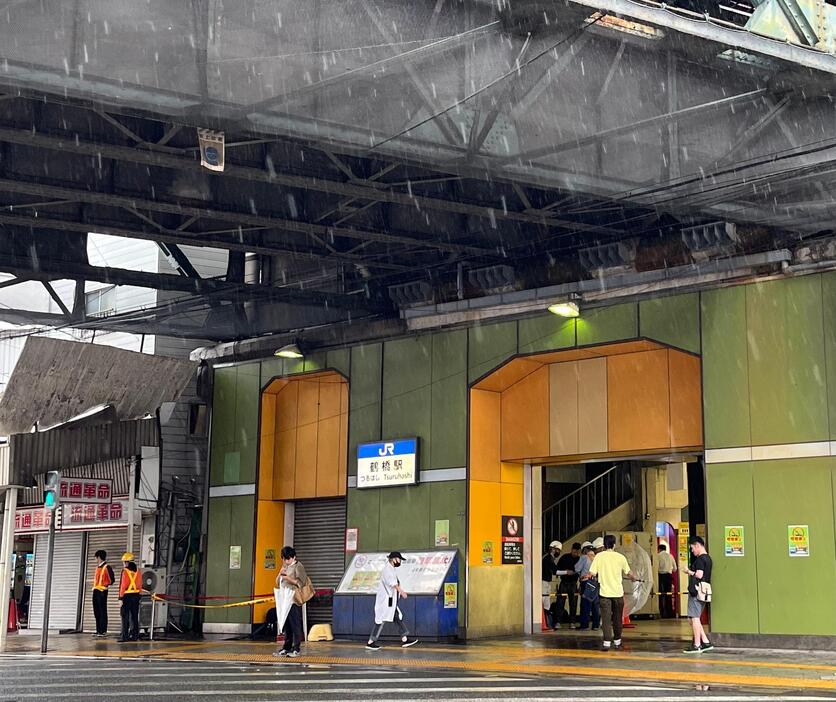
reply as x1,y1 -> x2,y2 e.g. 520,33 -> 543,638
547,301 -> 580,318
275,343 -> 304,359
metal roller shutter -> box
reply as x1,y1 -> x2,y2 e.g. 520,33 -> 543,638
29,532 -> 84,630
293,498 -> 346,625
80,528 -> 138,634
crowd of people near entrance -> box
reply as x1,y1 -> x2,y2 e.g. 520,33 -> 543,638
542,535 -> 713,653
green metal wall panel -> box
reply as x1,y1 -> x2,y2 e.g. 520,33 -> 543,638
348,344 -> 382,476
226,495 -> 256,624
701,287 -> 752,449
235,364 -> 260,485
346,487 -> 381,552
327,348 -> 351,377
746,277 -> 828,446
303,352 -> 327,373
753,458 -> 836,635
517,314 -> 575,355
383,386 -> 432,468
639,293 -> 700,353
431,330 -> 467,470
378,483 -> 431,551
821,273 -> 836,439
468,321 -> 517,383
210,368 -> 237,486
204,496 -> 231,624
706,462 -> 759,634
430,480 -> 467,626
260,357 -> 284,386
576,303 -> 637,346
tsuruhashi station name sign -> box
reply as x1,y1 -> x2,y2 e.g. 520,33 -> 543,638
357,439 -> 418,488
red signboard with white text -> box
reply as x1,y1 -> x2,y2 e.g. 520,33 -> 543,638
59,478 -> 113,504
14,497 -> 128,535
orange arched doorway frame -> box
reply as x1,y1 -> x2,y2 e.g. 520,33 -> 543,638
466,340 -> 703,639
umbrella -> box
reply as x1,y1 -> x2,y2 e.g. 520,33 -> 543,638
618,541 -> 654,616
274,585 -> 295,631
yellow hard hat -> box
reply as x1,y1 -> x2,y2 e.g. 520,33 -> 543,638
121,552 -> 134,562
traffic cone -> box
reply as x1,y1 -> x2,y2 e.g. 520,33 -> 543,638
7,599 -> 18,632
622,609 -> 635,629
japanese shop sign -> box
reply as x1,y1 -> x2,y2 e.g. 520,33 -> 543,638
724,526 -> 745,557
60,498 -> 128,531
15,497 -> 128,534
501,515 -> 524,565
357,439 -> 418,488
788,524 -> 810,557
59,478 -> 113,504
14,507 -> 55,534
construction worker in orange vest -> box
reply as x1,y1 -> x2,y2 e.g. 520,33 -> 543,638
118,552 -> 145,642
92,550 -> 115,637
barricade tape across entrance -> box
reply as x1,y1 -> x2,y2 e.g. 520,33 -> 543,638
150,593 -> 274,609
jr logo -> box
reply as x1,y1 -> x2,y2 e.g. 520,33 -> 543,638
378,443 -> 395,457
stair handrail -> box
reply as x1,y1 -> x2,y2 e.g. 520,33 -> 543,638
542,463 -> 628,519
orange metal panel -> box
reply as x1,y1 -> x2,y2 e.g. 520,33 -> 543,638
275,381 -> 299,433
338,383 -> 349,496
318,380 -> 343,421
294,422 -> 319,499
468,480 -> 501,567
500,482 -> 524,516
549,361 -> 579,456
316,415 -> 342,496
470,389 -> 501,483
607,350 -> 671,452
253,499 -> 284,623
500,365 -> 549,461
669,350 -> 704,448
474,357 -> 543,392
258,394 -> 277,499
578,357 -> 608,454
500,462 -> 523,484
296,380 -> 320,430
273,428 -> 297,500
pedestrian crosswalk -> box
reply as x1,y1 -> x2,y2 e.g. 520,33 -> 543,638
0,654 -> 832,701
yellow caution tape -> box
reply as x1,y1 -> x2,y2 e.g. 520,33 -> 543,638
151,594 -> 275,609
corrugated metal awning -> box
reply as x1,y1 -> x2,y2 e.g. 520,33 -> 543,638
9,418 -> 158,487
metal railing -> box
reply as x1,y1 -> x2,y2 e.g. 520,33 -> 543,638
542,463 -> 633,552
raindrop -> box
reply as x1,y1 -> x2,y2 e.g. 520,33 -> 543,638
287,194 -> 298,219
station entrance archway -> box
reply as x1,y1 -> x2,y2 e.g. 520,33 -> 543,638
466,340 -> 703,638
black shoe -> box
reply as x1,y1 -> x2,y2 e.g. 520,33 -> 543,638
365,642 -> 381,651
700,641 -> 715,652
683,644 -> 703,653
614,643 -> 624,650
401,638 -> 419,648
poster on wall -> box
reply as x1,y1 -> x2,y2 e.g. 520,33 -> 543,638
501,515 -> 524,565
482,541 -> 494,565
444,582 -> 458,609
788,525 -> 810,557
724,526 -> 745,557
435,520 -> 450,547
229,546 -> 242,570
337,551 -> 456,595
264,549 -> 277,570
345,528 -> 359,552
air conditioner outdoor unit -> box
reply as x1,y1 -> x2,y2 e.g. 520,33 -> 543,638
138,567 -> 167,632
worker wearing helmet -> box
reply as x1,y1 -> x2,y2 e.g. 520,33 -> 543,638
117,552 -> 143,642
542,540 -> 562,630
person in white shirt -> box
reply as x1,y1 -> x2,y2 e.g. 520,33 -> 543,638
657,543 -> 677,618
366,551 -> 418,651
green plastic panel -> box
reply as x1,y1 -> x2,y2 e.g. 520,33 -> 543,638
576,303 -> 637,346
210,364 -> 260,486
705,462 -> 758,634
210,368 -> 237,486
746,278 -> 828,446
468,321 -> 517,383
701,287 -> 751,449
753,458 -> 836,635
640,293 -> 700,354
235,364 -> 260,485
517,314 -> 575,355
204,496 -> 231,624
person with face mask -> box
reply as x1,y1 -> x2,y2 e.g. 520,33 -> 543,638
366,551 -> 418,651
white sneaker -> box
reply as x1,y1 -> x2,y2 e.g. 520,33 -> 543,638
272,650 -> 288,657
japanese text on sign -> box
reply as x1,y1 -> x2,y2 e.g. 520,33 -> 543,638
337,550 -> 455,595
724,526 -> 745,557
357,439 -> 418,488
14,507 -> 54,534
59,478 -> 113,504
788,524 -> 810,557
14,497 -> 128,534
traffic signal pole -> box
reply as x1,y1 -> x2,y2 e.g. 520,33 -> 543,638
39,508 -> 56,654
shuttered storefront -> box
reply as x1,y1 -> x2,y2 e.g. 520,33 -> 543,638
293,498 -> 346,625
29,532 -> 84,630
80,528 -> 138,634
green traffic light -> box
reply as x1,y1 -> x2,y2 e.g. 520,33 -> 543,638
44,491 -> 56,508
